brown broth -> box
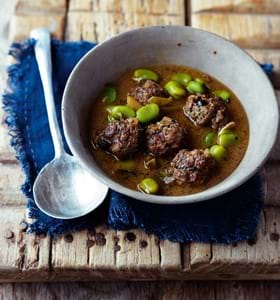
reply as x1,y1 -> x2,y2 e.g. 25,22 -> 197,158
89,65 -> 249,196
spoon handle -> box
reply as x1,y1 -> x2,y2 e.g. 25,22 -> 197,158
30,28 -> 65,158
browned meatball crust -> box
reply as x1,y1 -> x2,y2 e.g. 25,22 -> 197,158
129,79 -> 167,105
167,149 -> 215,184
183,94 -> 227,130
146,117 -> 185,157
94,118 -> 142,159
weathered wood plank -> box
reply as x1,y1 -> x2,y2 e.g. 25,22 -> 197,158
0,207 -> 26,280
20,211 -> 51,281
51,230 -> 88,271
66,0 -> 185,43
14,0 -> 67,14
191,0 -> 280,14
0,163 -> 25,206
69,0 -> 185,14
68,0 -> 93,11
162,281 -> 216,300
160,240 -> 181,270
191,13 -> 280,49
66,11 -> 185,42
215,281 -> 280,300
116,230 -> 160,271
9,14 -> 65,41
88,226 -> 116,270
181,243 -> 191,271
23,231 -> 50,279
189,243 -> 212,272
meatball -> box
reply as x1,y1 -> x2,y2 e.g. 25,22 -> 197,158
183,94 -> 227,130
145,117 -> 185,157
129,79 -> 167,105
167,149 -> 215,184
94,118 -> 142,159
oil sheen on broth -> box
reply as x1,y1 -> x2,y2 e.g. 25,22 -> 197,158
89,65 -> 249,196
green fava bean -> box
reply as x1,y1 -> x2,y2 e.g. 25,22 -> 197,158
210,145 -> 227,161
187,80 -> 205,94
213,90 -> 230,102
138,178 -> 159,194
133,68 -> 159,82
136,103 -> 160,123
102,84 -> 117,104
164,80 -> 186,99
204,132 -> 217,148
171,73 -> 192,86
111,105 -> 136,119
218,133 -> 238,147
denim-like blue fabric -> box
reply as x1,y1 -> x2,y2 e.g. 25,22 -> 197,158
3,39 -> 267,243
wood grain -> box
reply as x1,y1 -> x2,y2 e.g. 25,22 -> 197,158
0,163 -> 25,206
65,11 -> 184,42
0,208 -> 46,281
23,232 -> 50,279
88,226 -> 117,271
3,281 -> 280,300
51,230 -> 88,271
14,0 -> 67,14
9,0 -> 67,42
191,13 -> 280,49
9,14 -> 66,41
191,0 -> 280,14
116,230 -> 160,271
189,243 -> 212,272
66,0 -> 185,42
159,240 -> 181,271
69,0 -> 185,14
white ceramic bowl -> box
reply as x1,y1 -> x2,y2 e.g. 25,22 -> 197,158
62,26 -> 279,204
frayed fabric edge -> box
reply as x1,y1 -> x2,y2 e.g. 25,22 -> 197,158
2,39 -> 37,223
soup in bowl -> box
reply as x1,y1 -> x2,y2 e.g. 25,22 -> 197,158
62,26 -> 279,204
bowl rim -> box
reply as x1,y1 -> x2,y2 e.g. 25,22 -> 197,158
62,25 -> 279,205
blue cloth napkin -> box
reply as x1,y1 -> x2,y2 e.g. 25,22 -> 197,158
3,39 -> 268,243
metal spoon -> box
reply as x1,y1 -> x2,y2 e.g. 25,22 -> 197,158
31,28 -> 108,219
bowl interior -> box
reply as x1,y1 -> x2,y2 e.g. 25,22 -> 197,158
62,26 -> 279,204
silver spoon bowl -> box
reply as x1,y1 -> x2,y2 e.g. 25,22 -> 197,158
31,28 -> 108,219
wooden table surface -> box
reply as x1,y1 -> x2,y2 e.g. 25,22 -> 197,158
0,0 -> 280,282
